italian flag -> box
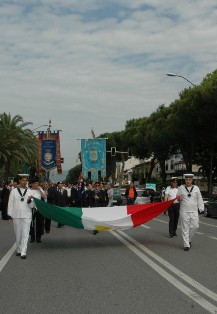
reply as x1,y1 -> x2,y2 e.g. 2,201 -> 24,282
34,198 -> 175,231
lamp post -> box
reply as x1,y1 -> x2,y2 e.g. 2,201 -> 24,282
166,72 -> 213,197
166,73 -> 196,87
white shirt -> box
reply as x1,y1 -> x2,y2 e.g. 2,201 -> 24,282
177,184 -> 204,213
31,188 -> 43,207
66,187 -> 71,197
165,186 -> 179,203
8,187 -> 33,219
107,188 -> 114,206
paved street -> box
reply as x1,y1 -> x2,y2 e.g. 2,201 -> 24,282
0,214 -> 217,314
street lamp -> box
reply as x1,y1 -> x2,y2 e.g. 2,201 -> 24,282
166,72 -> 213,197
166,73 -> 196,87
32,121 -> 53,132
32,125 -> 49,132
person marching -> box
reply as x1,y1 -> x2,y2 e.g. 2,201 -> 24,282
177,174 -> 204,251
7,174 -> 33,259
164,177 -> 180,238
29,178 -> 47,243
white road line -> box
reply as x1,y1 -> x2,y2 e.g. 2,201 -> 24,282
154,220 -> 204,235
154,218 -> 168,224
141,225 -> 151,229
209,237 -> 217,240
200,221 -> 217,228
155,218 -> 217,230
0,243 -> 16,273
112,230 -> 217,312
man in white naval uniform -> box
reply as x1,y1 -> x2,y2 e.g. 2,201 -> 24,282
177,174 -> 204,251
8,174 -> 33,259
164,177 -> 180,238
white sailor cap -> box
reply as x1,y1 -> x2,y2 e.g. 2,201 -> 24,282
184,173 -> 194,178
171,177 -> 178,181
18,174 -> 30,177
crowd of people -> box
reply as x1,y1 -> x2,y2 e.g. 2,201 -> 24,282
0,173 -> 204,259
0,175 -> 115,258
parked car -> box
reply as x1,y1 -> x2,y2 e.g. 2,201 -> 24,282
113,188 -> 125,206
204,196 -> 217,218
135,189 -> 152,204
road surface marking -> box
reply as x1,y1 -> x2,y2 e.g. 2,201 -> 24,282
111,230 -> 217,314
0,243 -> 16,273
200,221 -> 217,228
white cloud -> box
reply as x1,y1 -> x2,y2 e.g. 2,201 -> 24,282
0,0 -> 217,171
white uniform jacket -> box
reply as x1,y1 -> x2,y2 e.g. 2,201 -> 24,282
8,187 -> 33,219
177,185 -> 204,213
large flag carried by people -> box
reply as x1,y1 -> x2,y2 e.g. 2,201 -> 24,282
34,198 -> 175,231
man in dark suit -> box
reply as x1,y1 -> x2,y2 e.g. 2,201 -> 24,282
55,182 -> 68,228
69,182 -> 78,207
90,181 -> 108,235
1,180 -> 13,220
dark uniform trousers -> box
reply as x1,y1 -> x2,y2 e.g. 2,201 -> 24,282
168,203 -> 180,235
30,210 -> 44,242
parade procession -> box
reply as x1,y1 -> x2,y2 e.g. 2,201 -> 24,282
2,129 -> 178,260
1,2 -> 217,312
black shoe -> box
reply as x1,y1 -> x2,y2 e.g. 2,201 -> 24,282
93,230 -> 98,235
173,232 -> 177,236
169,234 -> 173,238
30,239 -> 35,243
21,255 -> 26,259
184,247 -> 190,251
16,252 -> 21,256
36,239 -> 42,243
45,230 -> 50,233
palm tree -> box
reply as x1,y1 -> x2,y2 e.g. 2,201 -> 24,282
0,113 -> 38,180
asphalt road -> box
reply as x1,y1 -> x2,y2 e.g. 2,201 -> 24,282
0,213 -> 217,314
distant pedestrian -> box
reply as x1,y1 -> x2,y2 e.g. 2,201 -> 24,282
164,177 -> 180,238
125,182 -> 138,205
177,174 -> 204,251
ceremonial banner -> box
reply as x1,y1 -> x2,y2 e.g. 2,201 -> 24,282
38,130 -> 62,174
81,139 -> 106,181
34,198 -> 175,231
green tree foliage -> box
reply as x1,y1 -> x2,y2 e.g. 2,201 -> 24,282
65,164 -> 82,183
99,131 -> 128,182
66,69 -> 217,189
0,113 -> 38,180
145,105 -> 174,185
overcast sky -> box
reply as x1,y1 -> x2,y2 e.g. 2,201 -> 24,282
1,0 -> 217,171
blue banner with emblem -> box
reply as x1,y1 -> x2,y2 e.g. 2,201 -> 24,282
41,140 -> 56,171
81,139 -> 106,181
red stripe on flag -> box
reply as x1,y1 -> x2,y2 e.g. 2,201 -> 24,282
127,199 -> 175,227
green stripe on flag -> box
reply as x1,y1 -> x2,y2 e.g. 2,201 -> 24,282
33,198 -> 84,229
